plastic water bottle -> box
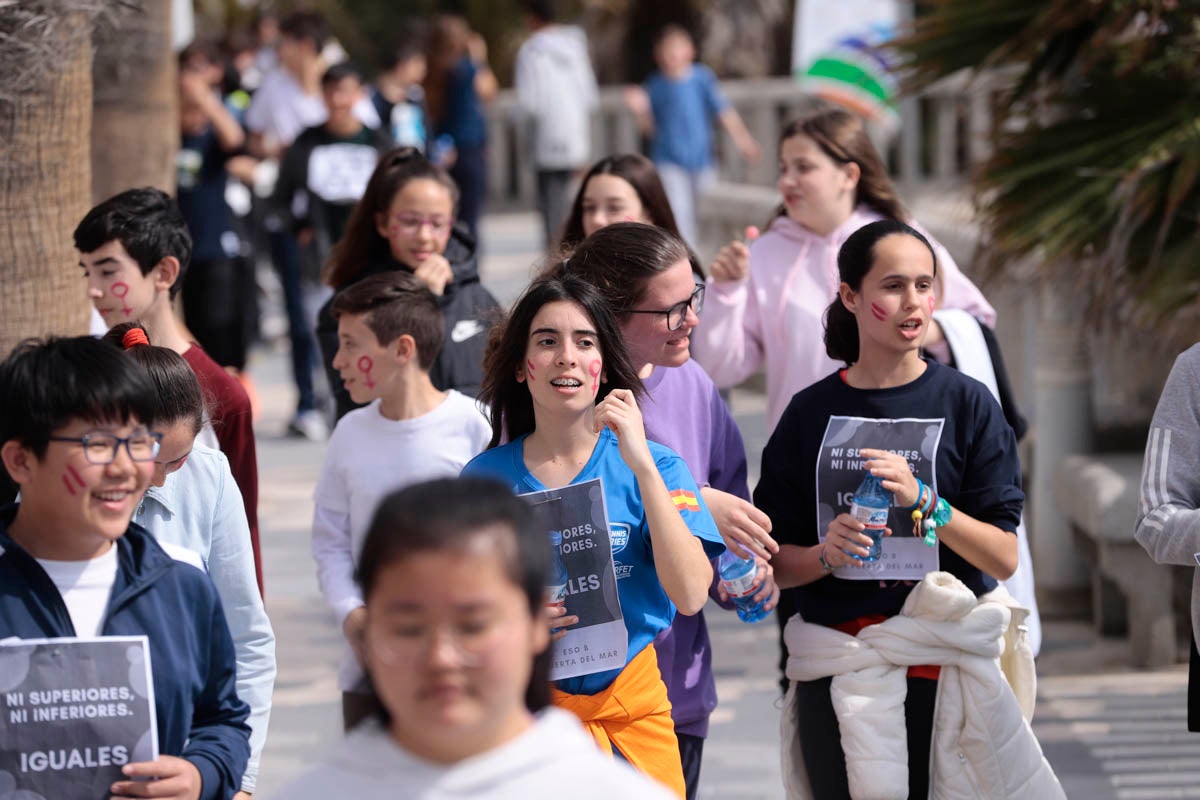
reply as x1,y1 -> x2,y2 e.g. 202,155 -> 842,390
849,473 -> 891,562
546,530 -> 568,608
717,550 -> 770,623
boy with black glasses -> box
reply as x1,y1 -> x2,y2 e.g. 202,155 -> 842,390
0,336 -> 250,800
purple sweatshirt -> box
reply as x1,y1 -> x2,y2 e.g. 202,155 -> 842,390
641,359 -> 750,738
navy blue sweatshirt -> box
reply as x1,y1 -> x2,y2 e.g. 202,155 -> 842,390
0,505 -> 250,800
754,361 -> 1024,629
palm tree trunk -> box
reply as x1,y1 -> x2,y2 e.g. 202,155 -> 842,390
91,2 -> 177,202
0,10 -> 93,354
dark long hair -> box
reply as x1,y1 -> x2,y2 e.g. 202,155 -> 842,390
357,477 -> 553,714
101,323 -> 206,437
324,147 -> 459,289
777,107 -> 907,224
558,154 -> 681,251
557,221 -> 698,317
479,274 -> 644,448
824,219 -> 937,364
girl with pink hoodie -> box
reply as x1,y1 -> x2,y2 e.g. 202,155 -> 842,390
692,107 -> 995,432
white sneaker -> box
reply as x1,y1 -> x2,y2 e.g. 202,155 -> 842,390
286,410 -> 328,441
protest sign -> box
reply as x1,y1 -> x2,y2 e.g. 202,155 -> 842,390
0,636 -> 157,799
521,478 -> 627,680
816,415 -> 944,580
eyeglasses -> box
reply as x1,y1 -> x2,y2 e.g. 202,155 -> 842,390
47,432 -> 163,465
622,284 -> 705,331
388,213 -> 454,236
368,619 -> 509,668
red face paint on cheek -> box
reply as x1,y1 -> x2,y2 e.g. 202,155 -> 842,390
870,302 -> 888,321
526,360 -> 536,378
589,360 -> 602,396
928,295 -> 935,314
111,282 -> 132,316
62,464 -> 86,496
357,355 -> 376,389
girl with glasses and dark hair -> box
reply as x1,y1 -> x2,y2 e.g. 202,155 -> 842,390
318,146 -> 500,420
102,322 -> 276,798
756,220 -> 1059,798
462,274 -> 724,796
552,222 -> 777,799
269,477 -> 675,799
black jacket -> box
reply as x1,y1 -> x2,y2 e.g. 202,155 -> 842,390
317,224 -> 500,420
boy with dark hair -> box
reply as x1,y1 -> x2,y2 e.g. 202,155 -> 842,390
74,187 -> 263,596
0,335 -> 250,800
311,271 -> 491,730
244,10 -> 331,157
369,27 -> 430,152
273,62 -> 392,273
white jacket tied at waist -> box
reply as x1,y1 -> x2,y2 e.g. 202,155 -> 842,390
781,572 -> 1063,800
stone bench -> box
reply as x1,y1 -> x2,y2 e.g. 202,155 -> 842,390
1053,453 -> 1185,668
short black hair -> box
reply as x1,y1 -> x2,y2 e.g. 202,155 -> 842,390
0,336 -> 158,458
331,271 -> 445,370
523,0 -> 557,23
321,61 -> 363,89
279,10 -> 328,51
73,187 -> 193,299
380,22 -> 428,71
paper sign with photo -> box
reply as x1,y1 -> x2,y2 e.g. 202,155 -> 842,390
816,415 -> 944,580
521,478 -> 627,681
0,636 -> 157,799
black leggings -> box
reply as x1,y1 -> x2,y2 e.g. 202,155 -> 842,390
792,675 -> 937,799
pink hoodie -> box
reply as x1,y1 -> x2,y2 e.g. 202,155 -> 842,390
692,207 -> 996,432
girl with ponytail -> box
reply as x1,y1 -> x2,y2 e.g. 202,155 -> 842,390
755,221 -> 1045,798
103,322 -> 276,797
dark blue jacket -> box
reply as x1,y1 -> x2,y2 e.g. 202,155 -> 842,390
0,504 -> 250,800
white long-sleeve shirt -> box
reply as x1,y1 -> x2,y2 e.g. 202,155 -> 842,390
312,393 -> 491,690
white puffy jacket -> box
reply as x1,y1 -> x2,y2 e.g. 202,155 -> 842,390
781,572 -> 1063,800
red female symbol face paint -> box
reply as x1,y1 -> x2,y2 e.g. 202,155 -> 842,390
526,360 -> 536,379
357,355 -> 376,389
62,464 -> 86,496
111,282 -> 132,316
869,302 -> 888,322
589,360 -> 602,396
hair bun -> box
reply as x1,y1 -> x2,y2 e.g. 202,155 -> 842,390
122,327 -> 150,349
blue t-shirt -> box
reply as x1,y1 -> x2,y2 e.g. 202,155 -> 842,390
644,64 -> 729,171
177,126 -> 237,264
462,427 -> 724,695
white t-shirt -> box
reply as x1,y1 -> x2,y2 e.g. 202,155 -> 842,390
266,708 -> 676,800
311,391 -> 491,690
244,67 -> 380,150
36,545 -> 120,637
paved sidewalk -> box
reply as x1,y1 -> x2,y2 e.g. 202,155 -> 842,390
246,211 -> 1200,799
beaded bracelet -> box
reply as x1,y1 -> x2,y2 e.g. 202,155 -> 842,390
922,496 -> 953,546
910,484 -> 929,537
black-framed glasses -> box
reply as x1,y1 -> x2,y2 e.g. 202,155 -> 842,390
622,284 -> 705,331
47,432 -> 163,465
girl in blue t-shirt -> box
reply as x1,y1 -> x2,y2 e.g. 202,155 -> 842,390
462,274 -> 723,796
756,219 -> 1024,799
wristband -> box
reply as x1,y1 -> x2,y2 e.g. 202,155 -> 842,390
902,478 -> 926,512
818,545 -> 835,574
